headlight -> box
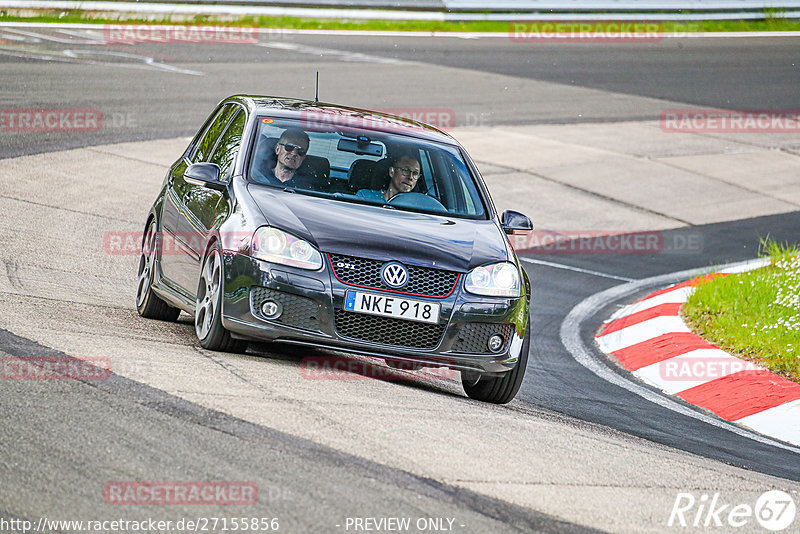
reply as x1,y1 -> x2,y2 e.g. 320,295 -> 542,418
464,262 -> 521,297
251,227 -> 322,270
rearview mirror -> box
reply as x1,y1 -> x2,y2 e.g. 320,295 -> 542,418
184,163 -> 226,191
337,137 -> 383,156
500,210 -> 533,234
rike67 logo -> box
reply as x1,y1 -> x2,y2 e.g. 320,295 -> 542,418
668,490 -> 796,531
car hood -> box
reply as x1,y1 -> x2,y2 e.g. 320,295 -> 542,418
246,185 -> 507,272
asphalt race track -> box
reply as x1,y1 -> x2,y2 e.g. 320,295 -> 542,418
1,27 -> 799,533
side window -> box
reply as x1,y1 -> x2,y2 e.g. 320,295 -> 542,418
191,104 -> 236,163
208,109 -> 246,182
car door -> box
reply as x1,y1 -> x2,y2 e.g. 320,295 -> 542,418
183,107 -> 247,260
159,103 -> 237,297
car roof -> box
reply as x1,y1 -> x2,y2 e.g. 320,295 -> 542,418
225,95 -> 461,145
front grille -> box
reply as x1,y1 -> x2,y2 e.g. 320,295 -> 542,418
251,287 -> 321,332
328,253 -> 459,298
334,309 -> 446,350
451,323 -> 514,354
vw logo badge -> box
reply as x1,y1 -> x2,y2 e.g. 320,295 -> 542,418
381,262 -> 409,289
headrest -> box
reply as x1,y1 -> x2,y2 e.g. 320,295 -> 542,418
348,159 -> 378,192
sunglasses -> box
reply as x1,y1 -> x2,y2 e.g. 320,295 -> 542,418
279,143 -> 307,156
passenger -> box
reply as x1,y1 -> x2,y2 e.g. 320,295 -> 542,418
259,127 -> 313,188
357,152 -> 421,203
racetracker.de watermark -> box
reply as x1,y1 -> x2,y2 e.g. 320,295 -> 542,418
509,21 -> 701,43
509,230 -> 703,255
0,108 -> 102,133
103,24 -> 259,44
0,108 -> 137,133
378,108 -> 490,130
660,109 -> 800,133
1,356 -> 111,380
657,357 -> 768,381
298,108 -> 489,131
104,230 -> 252,256
300,356 -> 458,381
103,482 -> 259,506
1,517 -> 280,533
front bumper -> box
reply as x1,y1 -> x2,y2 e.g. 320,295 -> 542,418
220,252 -> 528,374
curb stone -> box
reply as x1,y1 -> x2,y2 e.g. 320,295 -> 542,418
595,257 -> 800,447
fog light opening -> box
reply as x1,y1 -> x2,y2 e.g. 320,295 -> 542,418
488,334 -> 504,353
261,300 -> 282,319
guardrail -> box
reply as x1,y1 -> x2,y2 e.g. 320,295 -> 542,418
446,0 -> 800,9
4,0 -> 800,20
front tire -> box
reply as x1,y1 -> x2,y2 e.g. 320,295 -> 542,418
462,318 -> 530,404
195,248 -> 248,353
136,220 -> 180,322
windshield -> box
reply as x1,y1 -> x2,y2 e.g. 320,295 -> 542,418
247,116 -> 487,218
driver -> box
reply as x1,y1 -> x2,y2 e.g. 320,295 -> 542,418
357,152 -> 421,202
259,127 -> 313,188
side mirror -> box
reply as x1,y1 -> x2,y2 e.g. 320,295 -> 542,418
500,209 -> 533,234
184,163 -> 226,191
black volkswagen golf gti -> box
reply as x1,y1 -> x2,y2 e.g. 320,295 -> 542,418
136,95 -> 533,403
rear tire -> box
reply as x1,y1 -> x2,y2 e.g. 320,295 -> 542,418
462,318 -> 530,404
136,220 -> 180,322
195,248 -> 248,353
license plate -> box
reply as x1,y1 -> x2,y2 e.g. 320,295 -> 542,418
344,291 -> 440,324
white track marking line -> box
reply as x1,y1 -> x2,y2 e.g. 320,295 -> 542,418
256,41 -> 409,65
0,30 -> 40,42
519,257 -> 636,282
561,259 -> 800,455
0,47 -> 97,64
62,49 -> 204,75
1,27 -> 102,44
55,28 -> 109,42
0,27 -> 202,74
0,46 -> 203,75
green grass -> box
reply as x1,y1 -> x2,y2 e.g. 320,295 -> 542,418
3,10 -> 800,33
683,241 -> 800,383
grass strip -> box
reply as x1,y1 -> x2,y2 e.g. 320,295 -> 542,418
683,241 -> 800,383
2,11 -> 800,33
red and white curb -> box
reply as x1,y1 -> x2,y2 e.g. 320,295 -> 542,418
595,257 -> 800,447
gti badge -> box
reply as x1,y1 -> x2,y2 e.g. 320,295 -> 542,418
381,262 -> 409,289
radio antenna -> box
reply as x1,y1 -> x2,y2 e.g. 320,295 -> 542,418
314,71 -> 319,103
